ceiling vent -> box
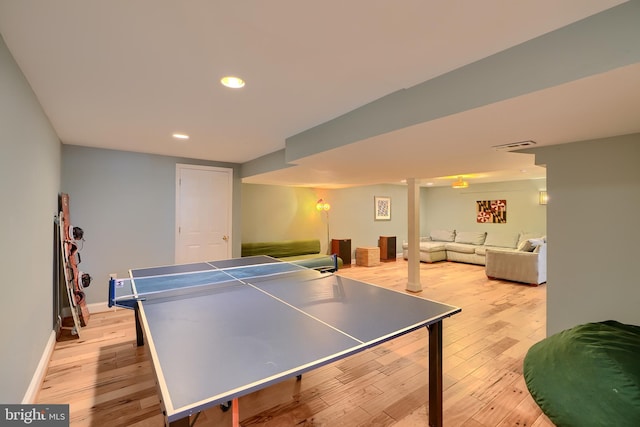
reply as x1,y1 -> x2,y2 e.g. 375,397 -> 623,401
492,140 -> 537,151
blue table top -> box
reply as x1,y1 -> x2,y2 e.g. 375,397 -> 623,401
113,256 -> 460,422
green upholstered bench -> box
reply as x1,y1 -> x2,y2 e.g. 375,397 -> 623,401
524,320 -> 640,427
241,239 -> 343,270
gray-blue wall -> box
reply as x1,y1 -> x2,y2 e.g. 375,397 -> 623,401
0,34 -> 61,402
242,183 -> 410,258
533,134 -> 640,334
61,145 -> 242,306
241,181 -> 546,261
421,179 -> 547,237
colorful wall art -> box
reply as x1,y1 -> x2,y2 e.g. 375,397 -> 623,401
476,200 -> 507,223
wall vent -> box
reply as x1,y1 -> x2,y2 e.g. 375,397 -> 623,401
492,140 -> 537,151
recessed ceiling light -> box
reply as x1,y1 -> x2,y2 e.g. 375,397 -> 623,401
172,133 -> 189,140
220,76 -> 245,89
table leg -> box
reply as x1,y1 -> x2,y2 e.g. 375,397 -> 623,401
135,305 -> 144,347
428,321 -> 443,427
168,416 -> 189,427
232,397 -> 239,427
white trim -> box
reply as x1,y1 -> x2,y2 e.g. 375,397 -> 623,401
136,299 -> 176,419
23,330 -> 56,403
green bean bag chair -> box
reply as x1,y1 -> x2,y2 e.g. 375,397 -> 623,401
524,320 -> 640,427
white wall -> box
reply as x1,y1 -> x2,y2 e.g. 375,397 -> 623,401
0,35 -> 61,402
534,134 -> 640,335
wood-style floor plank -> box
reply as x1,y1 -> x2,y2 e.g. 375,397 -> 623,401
37,260 -> 554,426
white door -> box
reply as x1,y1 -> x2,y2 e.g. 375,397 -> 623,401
175,164 -> 232,264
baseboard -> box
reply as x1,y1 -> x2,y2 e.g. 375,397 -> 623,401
348,254 -> 402,265
62,301 -> 115,318
23,330 -> 56,403
26,303 -> 115,402
88,301 -> 113,313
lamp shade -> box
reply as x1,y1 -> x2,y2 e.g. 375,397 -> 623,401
316,199 -> 330,211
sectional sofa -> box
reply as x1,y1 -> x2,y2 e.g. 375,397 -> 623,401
402,229 -> 547,285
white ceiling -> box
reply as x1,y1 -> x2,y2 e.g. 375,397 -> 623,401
1,0 -> 637,188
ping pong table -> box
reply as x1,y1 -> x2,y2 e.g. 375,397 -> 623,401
109,255 -> 460,427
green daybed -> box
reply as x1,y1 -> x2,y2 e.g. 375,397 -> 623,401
241,239 -> 343,270
524,320 -> 640,427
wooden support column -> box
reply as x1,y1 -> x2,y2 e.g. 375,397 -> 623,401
406,178 -> 422,292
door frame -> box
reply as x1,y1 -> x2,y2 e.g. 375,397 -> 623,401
175,163 -> 233,263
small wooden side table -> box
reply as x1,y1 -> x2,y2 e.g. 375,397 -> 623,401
331,238 -> 351,268
356,247 -> 381,267
378,236 -> 397,261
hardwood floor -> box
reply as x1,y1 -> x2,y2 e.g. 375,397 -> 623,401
37,260 -> 554,426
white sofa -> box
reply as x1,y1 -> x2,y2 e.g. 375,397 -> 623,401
485,243 -> 547,286
402,229 -> 547,285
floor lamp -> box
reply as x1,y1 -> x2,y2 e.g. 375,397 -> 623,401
316,199 -> 331,254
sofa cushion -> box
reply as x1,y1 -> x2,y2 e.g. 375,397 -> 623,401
402,241 -> 447,253
455,231 -> 486,245
430,229 -> 455,242
484,232 -> 519,249
420,242 -> 447,252
475,246 -> 516,256
444,242 -> 476,254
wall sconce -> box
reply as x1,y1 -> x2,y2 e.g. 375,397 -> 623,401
452,176 -> 469,189
539,191 -> 549,205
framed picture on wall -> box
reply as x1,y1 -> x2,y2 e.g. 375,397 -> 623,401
476,199 -> 507,223
374,196 -> 391,221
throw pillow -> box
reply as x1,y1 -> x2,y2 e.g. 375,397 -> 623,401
518,232 -> 541,247
518,240 -> 535,252
529,238 -> 545,247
